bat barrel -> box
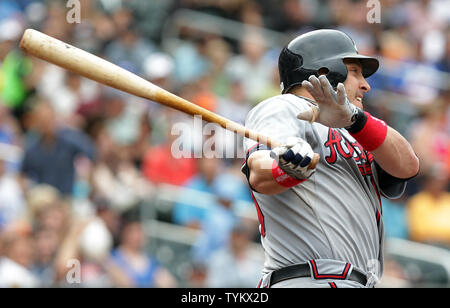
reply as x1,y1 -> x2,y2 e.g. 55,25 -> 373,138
20,29 -> 318,169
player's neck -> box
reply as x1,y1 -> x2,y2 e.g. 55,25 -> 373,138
288,86 -> 314,101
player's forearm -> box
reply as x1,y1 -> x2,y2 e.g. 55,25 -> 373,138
247,151 -> 290,195
347,110 -> 419,179
371,127 -> 419,179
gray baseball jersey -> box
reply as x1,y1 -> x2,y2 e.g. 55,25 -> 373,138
241,94 -> 407,287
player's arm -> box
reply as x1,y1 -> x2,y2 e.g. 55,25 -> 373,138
243,137 -> 316,195
247,150 -> 288,195
300,75 -> 419,179
346,109 -> 419,179
369,127 -> 419,179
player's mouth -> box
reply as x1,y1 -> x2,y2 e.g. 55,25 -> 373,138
355,97 -> 363,103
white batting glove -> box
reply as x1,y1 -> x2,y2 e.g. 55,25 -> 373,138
297,75 -> 360,128
270,137 -> 316,180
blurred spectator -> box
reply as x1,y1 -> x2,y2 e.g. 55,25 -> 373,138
126,0 -> 174,42
172,35 -> 209,84
0,18 -> 32,111
53,217 -> 116,287
172,156 -> 253,229
185,262 -> 207,288
0,154 -> 26,230
407,165 -> 450,246
191,180 -> 239,262
217,78 -> 251,125
26,184 -> 71,242
109,220 -> 177,287
143,52 -> 175,90
77,217 -> 114,287
191,74 -> 218,112
142,129 -> 196,186
337,0 -> 377,56
43,72 -> 101,126
90,119 -> 151,213
0,101 -> 24,173
204,38 -> 233,98
21,99 -> 96,195
31,227 -> 59,287
263,0 -> 315,34
205,223 -> 263,288
381,196 -> 409,240
0,232 -> 39,287
104,8 -> 156,75
172,157 -> 221,228
94,198 -> 122,248
103,89 -> 148,149
226,29 -> 273,105
409,100 -> 449,177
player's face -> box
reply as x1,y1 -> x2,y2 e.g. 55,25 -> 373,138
343,59 -> 371,109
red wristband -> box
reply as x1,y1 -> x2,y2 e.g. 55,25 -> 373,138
272,160 -> 306,188
349,112 -> 388,152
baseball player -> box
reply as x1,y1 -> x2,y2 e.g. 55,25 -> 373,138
241,30 -> 419,288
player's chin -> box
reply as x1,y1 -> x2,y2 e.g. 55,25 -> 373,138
353,98 -> 363,109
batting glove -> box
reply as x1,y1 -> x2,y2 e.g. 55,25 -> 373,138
270,137 -> 316,180
297,75 -> 360,128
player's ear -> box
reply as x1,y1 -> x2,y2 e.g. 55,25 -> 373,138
318,67 -> 329,76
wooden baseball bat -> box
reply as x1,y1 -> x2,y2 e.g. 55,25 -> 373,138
20,29 -> 319,168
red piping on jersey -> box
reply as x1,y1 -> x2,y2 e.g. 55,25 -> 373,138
242,143 -> 262,167
250,191 -> 266,237
309,260 -> 351,280
329,282 -> 338,288
370,175 -> 383,223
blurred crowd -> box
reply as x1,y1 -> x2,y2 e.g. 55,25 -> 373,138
0,0 -> 448,287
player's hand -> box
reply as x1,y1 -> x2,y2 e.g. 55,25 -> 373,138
297,75 -> 360,128
270,137 -> 316,180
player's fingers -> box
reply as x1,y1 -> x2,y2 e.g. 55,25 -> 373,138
297,144 -> 314,168
336,83 -> 347,105
291,153 -> 304,165
284,143 -> 303,163
308,75 -> 325,97
285,136 -> 301,148
319,75 -> 336,102
270,146 -> 288,161
301,80 -> 316,98
282,149 -> 295,162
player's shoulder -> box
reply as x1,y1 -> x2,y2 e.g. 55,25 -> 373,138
247,94 -> 312,119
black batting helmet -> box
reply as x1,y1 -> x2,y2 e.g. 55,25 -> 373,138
278,29 -> 379,94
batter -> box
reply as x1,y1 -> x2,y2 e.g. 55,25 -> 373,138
241,30 -> 419,288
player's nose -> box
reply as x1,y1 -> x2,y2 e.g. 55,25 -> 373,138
360,77 -> 371,93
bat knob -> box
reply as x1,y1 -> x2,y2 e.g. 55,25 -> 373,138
309,153 -> 320,170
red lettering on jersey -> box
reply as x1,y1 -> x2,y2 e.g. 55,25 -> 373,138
324,128 -> 374,177
324,129 -> 354,163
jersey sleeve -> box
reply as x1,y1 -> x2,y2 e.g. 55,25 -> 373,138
241,95 -> 313,190
243,95 -> 312,152
374,162 -> 409,199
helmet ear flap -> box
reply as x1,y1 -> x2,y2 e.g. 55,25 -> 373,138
278,47 -> 305,94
